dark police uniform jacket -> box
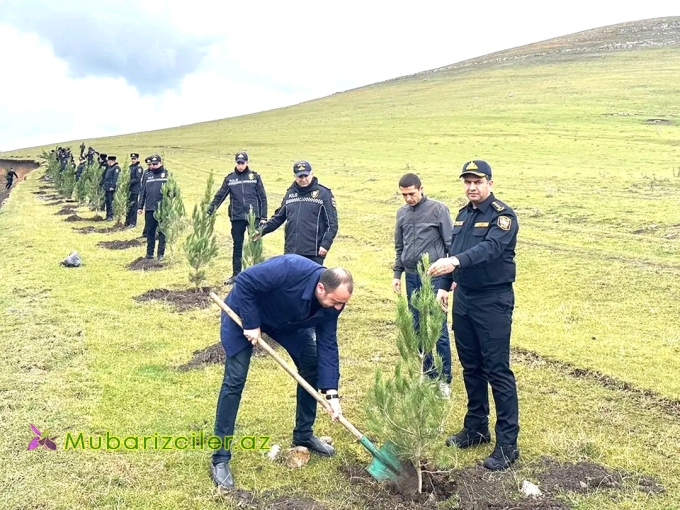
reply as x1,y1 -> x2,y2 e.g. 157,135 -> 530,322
6,170 -> 18,182
138,167 -> 169,211
209,167 -> 267,221
128,162 -> 144,194
221,255 -> 344,389
75,163 -> 86,181
440,193 -> 518,292
102,164 -> 121,191
262,177 -> 338,257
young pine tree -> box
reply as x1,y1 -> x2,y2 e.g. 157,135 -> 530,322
112,157 -> 130,225
154,174 -> 187,258
184,172 -> 219,291
83,161 -> 104,214
242,205 -> 264,269
59,161 -> 77,199
365,254 -> 450,493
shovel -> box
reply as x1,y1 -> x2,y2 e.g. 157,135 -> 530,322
208,292 -> 417,489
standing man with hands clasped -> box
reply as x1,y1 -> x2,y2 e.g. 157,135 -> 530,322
208,151 -> 268,285
428,160 -> 520,471
254,160 -> 338,264
393,172 -> 454,397
210,254 -> 353,489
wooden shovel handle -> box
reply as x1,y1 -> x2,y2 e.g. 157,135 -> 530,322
208,292 -> 363,439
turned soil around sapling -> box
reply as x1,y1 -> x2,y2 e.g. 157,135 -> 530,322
65,214 -> 105,222
127,257 -> 164,271
55,206 -> 77,215
73,223 -> 125,234
339,456 -> 664,510
134,287 -> 214,312
179,336 -> 281,371
97,239 -> 143,250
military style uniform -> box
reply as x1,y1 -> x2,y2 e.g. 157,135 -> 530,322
261,176 -> 338,264
5,168 -> 18,189
101,159 -> 121,221
126,156 -> 144,227
441,192 -> 519,447
139,161 -> 169,259
208,153 -> 268,277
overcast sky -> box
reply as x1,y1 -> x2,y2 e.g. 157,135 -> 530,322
0,1 -> 675,152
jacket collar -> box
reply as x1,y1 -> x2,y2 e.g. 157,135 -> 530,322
468,192 -> 495,214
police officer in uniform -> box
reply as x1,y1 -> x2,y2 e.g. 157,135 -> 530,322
137,155 -> 168,261
255,161 -> 338,265
428,160 -> 520,471
140,156 -> 153,238
5,167 -> 18,189
207,151 -> 268,285
75,157 -> 86,182
125,153 -> 144,228
102,155 -> 121,221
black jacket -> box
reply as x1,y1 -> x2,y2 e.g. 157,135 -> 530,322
138,167 -> 169,211
261,177 -> 338,257
75,163 -> 86,181
6,170 -> 18,182
440,193 -> 518,291
128,162 -> 144,194
102,163 -> 121,191
209,166 -> 267,221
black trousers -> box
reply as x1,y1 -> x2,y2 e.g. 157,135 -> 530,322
5,180 -> 12,190
452,286 -> 519,445
212,328 -> 318,464
125,193 -> 139,227
145,211 -> 166,257
104,190 -> 115,219
230,220 -> 248,276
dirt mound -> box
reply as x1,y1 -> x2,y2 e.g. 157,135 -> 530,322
178,342 -> 225,371
134,287 -> 213,311
338,456 -> 663,510
97,239 -> 143,250
73,223 -> 124,233
128,257 -> 164,271
179,336 -> 281,371
55,207 -> 77,215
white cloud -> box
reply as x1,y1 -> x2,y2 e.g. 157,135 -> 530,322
0,1 -> 676,151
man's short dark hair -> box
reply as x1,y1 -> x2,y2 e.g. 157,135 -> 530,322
319,268 -> 353,294
398,173 -> 421,189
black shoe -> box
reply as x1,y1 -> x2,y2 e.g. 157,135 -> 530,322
145,255 -> 154,260
292,436 -> 335,457
445,428 -> 491,449
157,255 -> 164,262
483,444 -> 519,471
224,275 -> 237,285
210,462 -> 234,489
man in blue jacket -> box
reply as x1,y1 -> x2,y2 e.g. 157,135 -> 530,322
211,254 -> 353,489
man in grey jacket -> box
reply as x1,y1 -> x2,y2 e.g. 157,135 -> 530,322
392,173 -> 454,397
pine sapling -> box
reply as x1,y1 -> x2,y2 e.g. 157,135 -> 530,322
155,174 -> 187,258
242,205 -> 264,269
365,253 -> 450,493
112,157 -> 130,225
184,172 -> 219,291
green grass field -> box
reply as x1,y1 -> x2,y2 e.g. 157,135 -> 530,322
1,19 -> 679,509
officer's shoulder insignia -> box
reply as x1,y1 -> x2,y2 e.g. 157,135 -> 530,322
115,168 -> 120,173
248,173 -> 254,180
161,172 -> 166,178
491,201 -> 505,212
497,216 -> 512,231
311,190 -> 320,198
331,196 -> 337,207
137,168 -> 142,174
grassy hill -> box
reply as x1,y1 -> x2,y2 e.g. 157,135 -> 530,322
1,16 -> 679,510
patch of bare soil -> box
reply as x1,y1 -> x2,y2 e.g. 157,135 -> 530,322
513,347 -> 680,420
1,159 -> 40,210
66,215 -> 87,222
39,185 -> 52,190
32,190 -> 47,195
97,239 -> 143,250
219,488 -> 327,510
127,256 -> 164,271
339,457 -> 663,510
73,223 -> 125,234
134,287 -> 213,312
73,225 -> 96,233
179,336 -> 281,371
55,206 -> 77,215
45,199 -> 65,205
646,118 -> 671,125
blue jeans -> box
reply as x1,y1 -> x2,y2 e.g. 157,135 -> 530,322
212,328 -> 318,465
405,272 -> 452,384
